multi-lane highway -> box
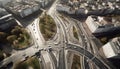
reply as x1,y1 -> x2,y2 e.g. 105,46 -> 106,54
66,44 -> 111,69
0,0 -> 116,69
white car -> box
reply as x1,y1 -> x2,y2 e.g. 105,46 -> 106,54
74,46 -> 77,49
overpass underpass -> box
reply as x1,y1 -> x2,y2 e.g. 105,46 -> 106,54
66,44 -> 115,69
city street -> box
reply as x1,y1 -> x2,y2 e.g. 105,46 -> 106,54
0,0 -> 116,69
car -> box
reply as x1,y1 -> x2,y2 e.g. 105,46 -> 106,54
35,52 -> 40,57
84,40 -> 87,43
1,62 -> 13,69
36,38 -> 38,40
44,48 -> 46,51
25,56 -> 29,59
62,46 -> 65,48
48,46 -> 51,47
82,34 -> 84,35
32,23 -> 34,26
23,54 -> 26,56
39,59 -> 42,62
40,48 -> 43,51
48,48 -> 52,52
65,46 -> 68,49
74,46 -> 77,49
36,45 -> 39,48
65,41 -> 67,43
33,29 -> 35,30
54,42 -> 58,45
48,46 -> 52,49
67,46 -> 71,48
6,62 -> 13,68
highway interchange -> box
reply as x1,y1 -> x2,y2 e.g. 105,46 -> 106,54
0,0 -> 116,69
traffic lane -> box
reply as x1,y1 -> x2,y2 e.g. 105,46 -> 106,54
67,44 -> 94,59
41,51 -> 54,69
92,57 -> 110,69
47,49 -> 57,69
84,57 -> 90,69
58,48 -> 66,69
40,53 -> 47,69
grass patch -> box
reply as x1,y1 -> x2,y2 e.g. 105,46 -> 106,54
72,55 -> 81,69
39,13 -> 57,40
14,57 -> 40,69
73,26 -> 79,40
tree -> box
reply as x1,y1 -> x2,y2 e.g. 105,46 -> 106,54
0,32 -> 7,38
0,50 -> 4,61
18,36 -> 24,43
11,28 -> 21,36
15,25 -> 22,30
100,37 -> 108,44
7,35 -> 17,43
0,32 -> 7,43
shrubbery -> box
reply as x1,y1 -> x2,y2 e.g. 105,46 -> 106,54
0,25 -> 31,49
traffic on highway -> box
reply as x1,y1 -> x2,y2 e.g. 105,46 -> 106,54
0,0 -> 117,69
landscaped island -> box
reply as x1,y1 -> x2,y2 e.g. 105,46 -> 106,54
73,26 -> 79,40
72,55 -> 81,69
39,13 -> 57,40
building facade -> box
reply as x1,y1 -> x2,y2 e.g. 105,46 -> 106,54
85,15 -> 120,34
102,37 -> 120,58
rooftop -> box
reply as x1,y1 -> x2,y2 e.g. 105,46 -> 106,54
90,15 -> 120,26
111,37 -> 120,54
5,0 -> 39,13
0,8 -> 9,17
103,37 -> 120,58
67,0 -> 120,11
0,8 -> 12,23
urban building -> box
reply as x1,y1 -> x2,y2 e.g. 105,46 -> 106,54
85,15 -> 120,34
57,0 -> 120,15
0,0 -> 12,7
102,37 -> 120,58
56,4 -> 76,14
56,4 -> 70,12
35,0 -> 52,8
0,8 -> 16,31
4,0 -> 53,18
76,8 -> 87,14
5,0 -> 41,18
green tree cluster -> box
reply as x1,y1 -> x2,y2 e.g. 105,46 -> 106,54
0,32 -> 7,43
0,25 -> 31,49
